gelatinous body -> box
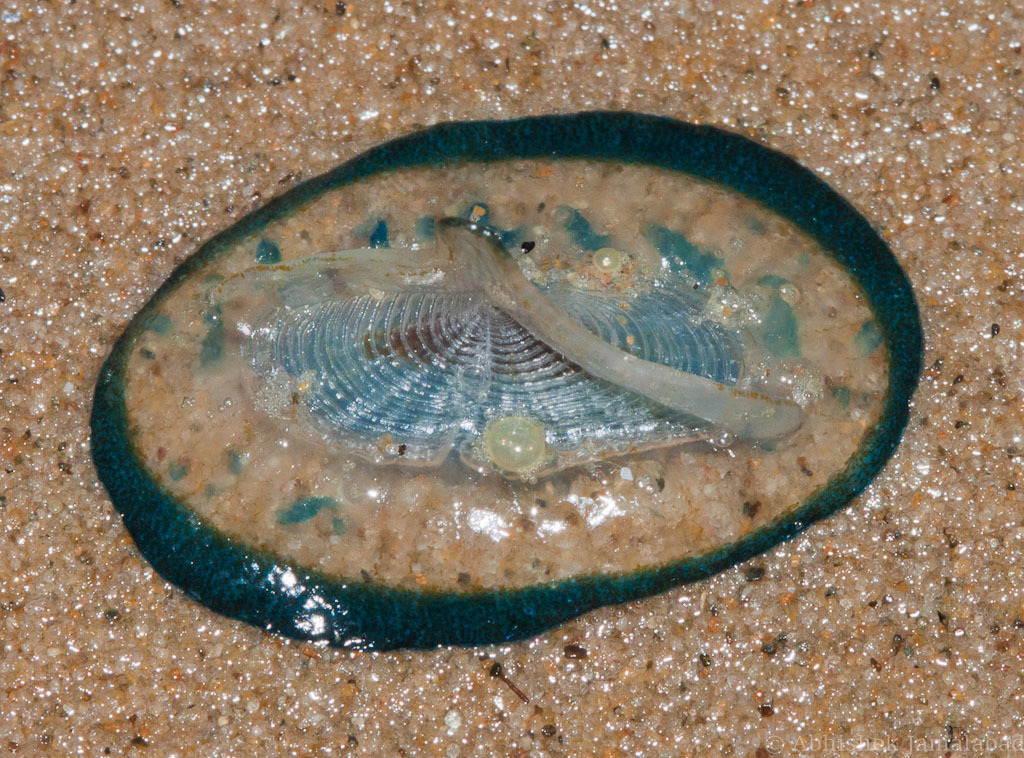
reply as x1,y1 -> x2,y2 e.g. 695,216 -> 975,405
224,217 -> 798,478
91,112 -> 922,649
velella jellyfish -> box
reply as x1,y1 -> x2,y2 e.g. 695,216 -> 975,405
90,112 -> 922,649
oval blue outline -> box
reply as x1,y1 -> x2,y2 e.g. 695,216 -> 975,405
90,111 -> 923,649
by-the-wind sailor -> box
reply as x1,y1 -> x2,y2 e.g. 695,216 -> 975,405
91,112 -> 922,649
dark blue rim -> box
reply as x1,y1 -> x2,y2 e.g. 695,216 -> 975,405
90,111 -> 923,649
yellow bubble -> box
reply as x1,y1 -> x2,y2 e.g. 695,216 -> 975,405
592,247 -> 623,274
483,415 -> 547,474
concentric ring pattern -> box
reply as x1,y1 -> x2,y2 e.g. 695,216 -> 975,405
247,281 -> 743,464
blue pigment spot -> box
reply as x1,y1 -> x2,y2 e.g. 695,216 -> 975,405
256,238 -> 282,264
761,294 -> 800,359
644,224 -> 724,284
369,220 -> 389,248
757,275 -> 800,359
558,206 -> 610,250
499,226 -> 524,248
758,274 -> 788,289
168,461 -> 188,481
854,320 -> 884,356
199,305 -> 224,366
331,517 -> 348,536
832,386 -> 851,409
276,496 -> 339,525
227,449 -> 246,476
142,312 -> 172,335
415,216 -> 436,240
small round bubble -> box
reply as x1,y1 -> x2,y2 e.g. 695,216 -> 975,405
592,247 -> 623,274
483,415 -> 548,474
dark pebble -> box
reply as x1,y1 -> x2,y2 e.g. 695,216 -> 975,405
563,643 -> 587,659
